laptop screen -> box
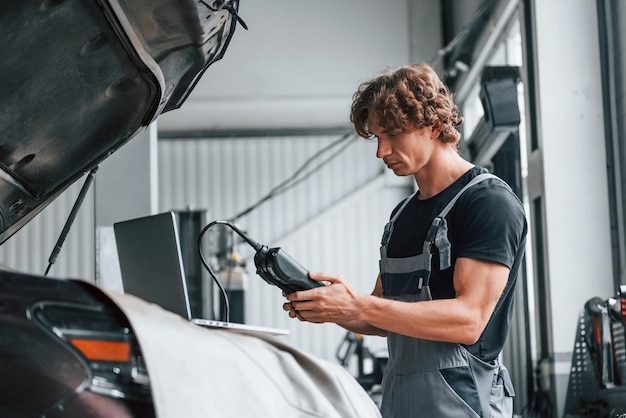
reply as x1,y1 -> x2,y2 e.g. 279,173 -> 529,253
114,212 -> 191,319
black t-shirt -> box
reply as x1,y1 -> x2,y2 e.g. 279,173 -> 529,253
385,166 -> 528,361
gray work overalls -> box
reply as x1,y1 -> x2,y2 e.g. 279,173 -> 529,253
379,173 -> 515,418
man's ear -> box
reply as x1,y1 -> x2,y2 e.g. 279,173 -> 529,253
430,120 -> 443,139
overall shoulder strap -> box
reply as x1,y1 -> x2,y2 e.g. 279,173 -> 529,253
390,190 -> 418,223
437,173 -> 500,219
380,190 -> 418,248
427,172 -> 503,270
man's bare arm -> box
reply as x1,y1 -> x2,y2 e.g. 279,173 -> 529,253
284,258 -> 509,344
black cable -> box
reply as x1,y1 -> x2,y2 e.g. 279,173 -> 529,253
229,132 -> 355,222
199,0 -> 248,30
223,229 -> 235,307
268,137 -> 355,198
224,1 -> 248,30
44,166 -> 99,276
197,220 -> 263,322
198,221 -> 231,322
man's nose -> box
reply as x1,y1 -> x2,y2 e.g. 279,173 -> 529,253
376,138 -> 390,159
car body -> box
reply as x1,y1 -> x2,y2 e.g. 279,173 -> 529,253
0,0 -> 241,415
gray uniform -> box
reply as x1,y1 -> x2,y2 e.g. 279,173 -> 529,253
379,173 -> 516,418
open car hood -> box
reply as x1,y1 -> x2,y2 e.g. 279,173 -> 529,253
0,0 -> 241,244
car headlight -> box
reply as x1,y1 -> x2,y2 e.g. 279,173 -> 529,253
30,301 -> 152,403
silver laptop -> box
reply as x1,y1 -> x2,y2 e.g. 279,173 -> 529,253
113,211 -> 288,336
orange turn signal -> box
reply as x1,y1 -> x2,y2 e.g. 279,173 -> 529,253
69,339 -> 131,362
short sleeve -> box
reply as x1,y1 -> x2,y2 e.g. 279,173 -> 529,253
450,180 -> 527,269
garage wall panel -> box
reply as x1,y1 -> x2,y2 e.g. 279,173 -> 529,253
0,180 -> 95,281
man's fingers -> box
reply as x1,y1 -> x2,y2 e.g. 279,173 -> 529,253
308,272 -> 342,284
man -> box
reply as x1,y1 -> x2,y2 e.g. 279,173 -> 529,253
283,63 -> 528,418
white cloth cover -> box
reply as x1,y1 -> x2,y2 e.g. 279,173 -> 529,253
102,289 -> 382,418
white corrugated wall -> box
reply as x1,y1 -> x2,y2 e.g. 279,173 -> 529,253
158,134 -> 410,362
0,179 -> 95,280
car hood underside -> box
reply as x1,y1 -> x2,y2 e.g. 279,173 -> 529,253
0,0 -> 240,244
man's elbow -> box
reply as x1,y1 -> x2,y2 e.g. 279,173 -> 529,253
458,333 -> 480,345
457,319 -> 485,345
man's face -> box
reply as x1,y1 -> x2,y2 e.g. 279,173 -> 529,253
369,117 -> 435,177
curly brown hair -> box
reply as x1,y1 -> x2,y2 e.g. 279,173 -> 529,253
350,63 -> 463,145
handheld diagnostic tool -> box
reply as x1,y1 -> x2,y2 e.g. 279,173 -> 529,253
203,221 -> 323,294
